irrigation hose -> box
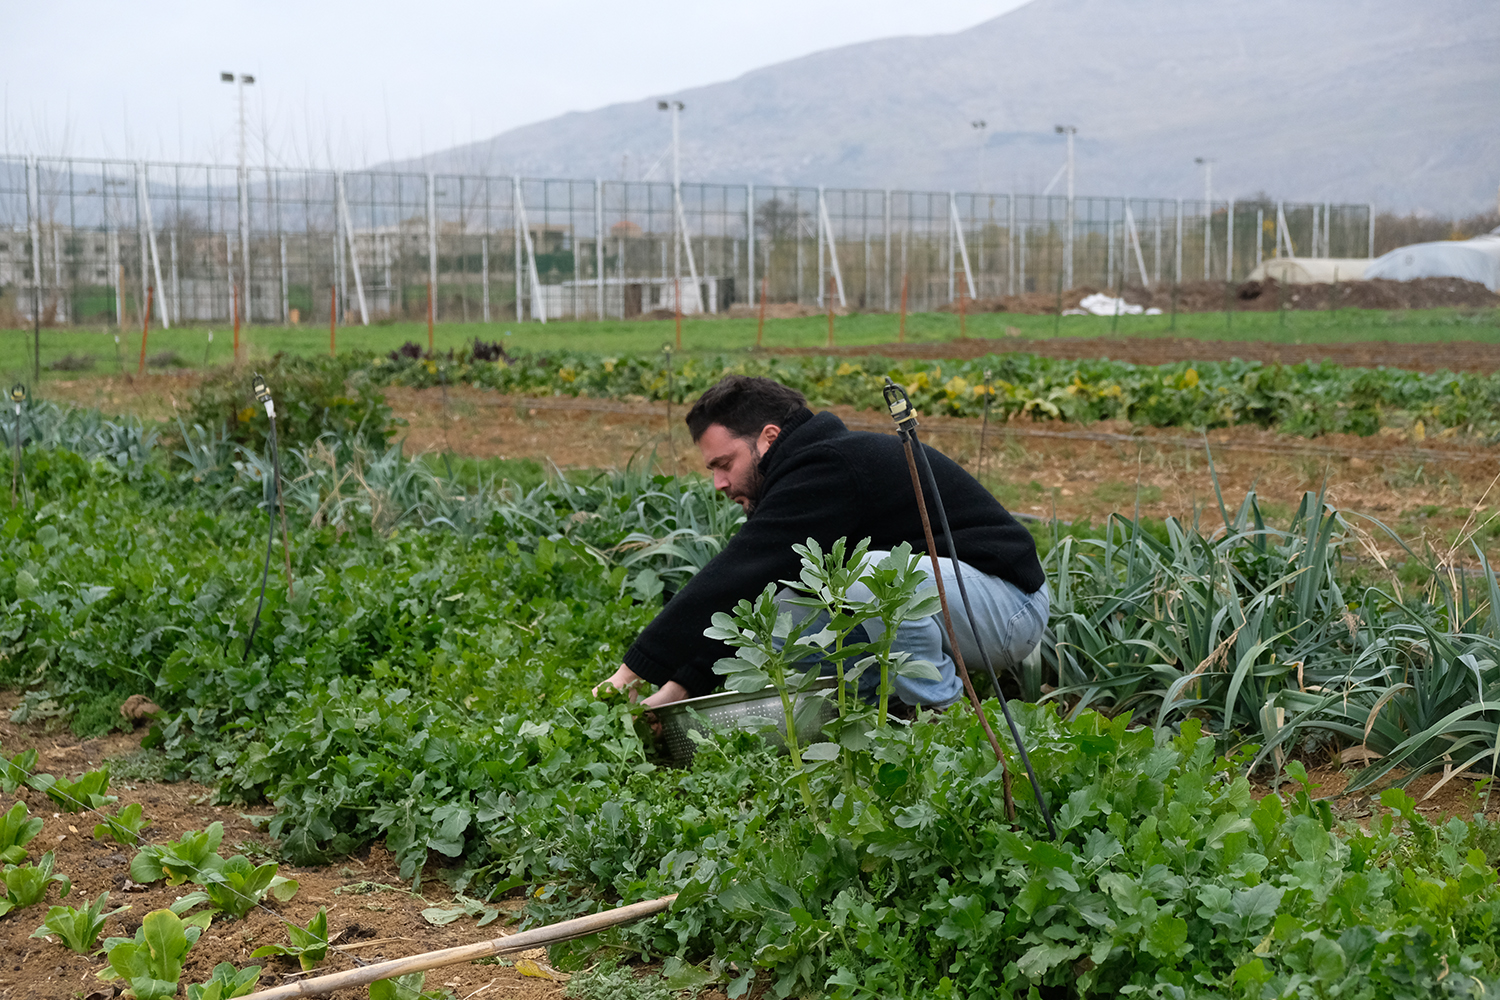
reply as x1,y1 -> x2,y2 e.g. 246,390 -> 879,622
9,383 -> 24,506
883,378 -> 1058,840
244,373 -> 282,662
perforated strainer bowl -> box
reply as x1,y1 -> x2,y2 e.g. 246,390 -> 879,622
652,678 -> 839,765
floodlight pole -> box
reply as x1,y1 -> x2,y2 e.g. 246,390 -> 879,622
223,72 -> 255,327
1054,125 -> 1076,289
658,100 -> 685,305
972,119 -> 987,192
1196,157 -> 1213,281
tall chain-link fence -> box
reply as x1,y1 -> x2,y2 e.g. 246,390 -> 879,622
0,154 -> 1375,327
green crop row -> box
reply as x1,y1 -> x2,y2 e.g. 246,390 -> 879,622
6,410 -> 1500,997
356,346 -> 1500,438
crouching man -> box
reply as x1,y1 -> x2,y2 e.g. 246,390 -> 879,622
598,375 -> 1048,709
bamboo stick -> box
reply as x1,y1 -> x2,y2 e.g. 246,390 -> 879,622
243,894 -> 677,1000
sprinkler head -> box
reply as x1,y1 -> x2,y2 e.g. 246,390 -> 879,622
882,377 -> 919,437
8,384 -> 24,406
251,373 -> 271,404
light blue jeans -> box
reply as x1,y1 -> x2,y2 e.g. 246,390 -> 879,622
777,550 -> 1050,709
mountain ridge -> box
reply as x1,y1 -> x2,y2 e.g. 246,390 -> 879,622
389,0 -> 1500,214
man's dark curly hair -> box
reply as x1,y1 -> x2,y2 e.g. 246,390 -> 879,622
685,375 -> 809,443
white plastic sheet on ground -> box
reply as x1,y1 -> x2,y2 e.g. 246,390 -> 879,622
1063,293 -> 1163,317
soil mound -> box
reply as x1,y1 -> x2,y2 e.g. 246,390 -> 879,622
947,277 -> 1498,315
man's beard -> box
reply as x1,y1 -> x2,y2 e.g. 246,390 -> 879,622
740,462 -> 765,515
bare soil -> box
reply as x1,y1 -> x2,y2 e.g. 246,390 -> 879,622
382,386 -> 1500,565
0,698 -> 570,1000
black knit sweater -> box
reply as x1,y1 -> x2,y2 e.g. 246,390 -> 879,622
622,408 -> 1044,696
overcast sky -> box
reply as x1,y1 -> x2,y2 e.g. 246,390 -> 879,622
4,1 -> 1029,169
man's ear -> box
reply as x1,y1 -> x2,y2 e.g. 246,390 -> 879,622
757,423 -> 782,454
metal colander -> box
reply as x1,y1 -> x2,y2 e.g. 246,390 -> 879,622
652,678 -> 839,765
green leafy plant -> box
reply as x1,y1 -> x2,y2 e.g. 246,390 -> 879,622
0,745 -> 39,793
172,855 -> 299,920
186,961 -> 263,1000
40,766 -> 115,813
0,850 -> 71,916
370,971 -> 452,1000
99,908 -> 212,1000
250,906 -> 328,970
0,801 -> 44,865
94,802 -> 153,847
130,822 -> 225,885
30,890 -> 128,953
420,894 -> 501,927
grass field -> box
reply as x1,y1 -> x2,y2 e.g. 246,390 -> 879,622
3,306 -> 1498,384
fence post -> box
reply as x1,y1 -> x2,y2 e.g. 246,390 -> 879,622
816,186 -> 826,307
239,160 -> 251,327
427,172 -> 438,324
482,237 -> 490,322
747,183 -> 756,308
1175,198 -> 1183,285
596,178 -> 605,319
279,235 -> 288,324
27,156 -> 41,383
1007,193 -> 1016,297
513,175 -> 523,322
1226,197 -> 1235,282
1368,203 -> 1376,258
883,189 -> 892,312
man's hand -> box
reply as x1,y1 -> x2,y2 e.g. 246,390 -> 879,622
594,665 -> 691,709
595,663 -> 645,699
642,681 -> 689,708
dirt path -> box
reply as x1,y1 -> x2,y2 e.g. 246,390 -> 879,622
385,385 -> 1500,567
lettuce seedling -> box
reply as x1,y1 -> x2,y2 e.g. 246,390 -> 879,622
130,821 -> 225,886
42,767 -> 116,813
186,961 -> 263,1000
94,803 -> 152,848
0,800 -> 44,865
98,907 -> 212,1000
251,906 -> 328,971
0,851 -> 72,916
0,746 -> 39,794
171,855 -> 299,920
30,890 -> 129,954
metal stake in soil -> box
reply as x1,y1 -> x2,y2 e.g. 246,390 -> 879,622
883,378 -> 1057,839
9,384 -> 24,506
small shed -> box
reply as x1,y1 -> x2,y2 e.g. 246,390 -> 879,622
1245,258 -> 1370,284
1364,229 -> 1500,292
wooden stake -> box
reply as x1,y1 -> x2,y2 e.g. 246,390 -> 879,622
244,894 -> 678,1000
329,285 -> 337,356
426,281 -> 435,353
755,276 -> 768,348
674,277 -> 682,350
137,286 -> 154,375
898,272 -> 909,343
